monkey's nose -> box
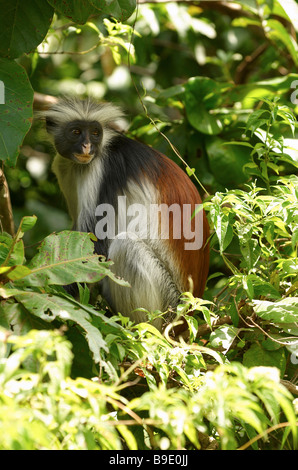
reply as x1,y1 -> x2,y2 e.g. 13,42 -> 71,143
82,143 -> 91,155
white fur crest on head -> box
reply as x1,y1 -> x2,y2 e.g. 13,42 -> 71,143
44,97 -> 124,127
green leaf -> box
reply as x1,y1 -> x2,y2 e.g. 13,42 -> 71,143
184,77 -> 231,135
276,0 -> 298,32
0,0 -> 54,58
239,238 -> 261,271
264,19 -> 298,67
292,226 -> 298,249
206,138 -> 250,186
117,425 -> 137,450
0,265 -> 31,281
242,275 -> 254,300
15,231 -> 130,287
48,0 -> 97,24
91,0 -> 136,21
77,283 -> 91,305
0,59 -> 34,166
13,289 -> 108,363
218,214 -> 234,253
0,217 -> 36,269
245,109 -> 270,134
227,74 -> 298,109
186,167 -> 196,177
156,84 -> 185,104
246,275 -> 281,300
253,297 -> 298,323
0,235 -> 24,267
232,17 -> 262,28
0,300 -> 50,334
18,216 -> 37,233
209,325 -> 239,353
243,343 -> 286,376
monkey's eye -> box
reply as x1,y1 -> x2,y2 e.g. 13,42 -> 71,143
72,129 -> 81,135
91,129 -> 100,136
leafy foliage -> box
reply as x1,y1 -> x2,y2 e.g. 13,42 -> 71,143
0,210 -> 297,449
0,328 -> 296,450
0,0 -> 298,451
0,59 -> 34,166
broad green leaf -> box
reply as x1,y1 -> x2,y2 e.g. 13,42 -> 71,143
0,59 -> 34,166
156,84 -> 185,103
209,325 -> 239,353
0,0 -> 54,58
253,297 -> 298,323
15,231 -> 130,287
48,0 -> 97,24
0,286 -> 26,299
13,290 -> 108,362
0,283 -> 121,333
243,343 -> 286,376
206,138 -> 250,186
245,275 -> 281,300
184,77 -> 231,135
0,265 -> 31,281
276,107 -> 296,135
91,0 -> 136,21
0,300 -> 50,335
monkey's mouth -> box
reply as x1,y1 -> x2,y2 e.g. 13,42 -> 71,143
73,153 -> 94,164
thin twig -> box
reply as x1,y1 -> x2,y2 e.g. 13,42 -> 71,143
247,315 -> 298,346
238,421 -> 298,450
280,380 -> 298,396
0,167 -> 15,237
38,43 -> 100,56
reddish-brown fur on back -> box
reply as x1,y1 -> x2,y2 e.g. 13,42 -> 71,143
156,153 -> 209,298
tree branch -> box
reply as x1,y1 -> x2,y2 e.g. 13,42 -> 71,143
137,0 -> 244,18
0,167 -> 15,236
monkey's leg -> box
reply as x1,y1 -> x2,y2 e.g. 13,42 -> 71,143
103,233 -> 180,330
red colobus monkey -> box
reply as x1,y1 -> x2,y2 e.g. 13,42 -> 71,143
44,98 -> 209,330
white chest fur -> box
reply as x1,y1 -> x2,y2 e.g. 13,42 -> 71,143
52,154 -> 104,232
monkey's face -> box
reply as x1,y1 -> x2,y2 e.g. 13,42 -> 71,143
55,120 -> 103,164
